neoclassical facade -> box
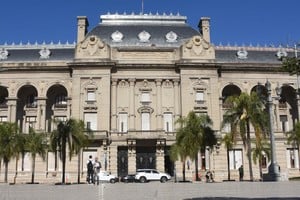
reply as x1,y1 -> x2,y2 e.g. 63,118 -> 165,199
0,12 -> 299,183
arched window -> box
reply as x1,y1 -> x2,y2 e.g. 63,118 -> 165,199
55,94 -> 67,107
26,94 -> 37,108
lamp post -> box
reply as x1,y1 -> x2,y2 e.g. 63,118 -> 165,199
265,80 -> 280,181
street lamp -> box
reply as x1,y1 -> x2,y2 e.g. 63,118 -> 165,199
265,80 -> 280,181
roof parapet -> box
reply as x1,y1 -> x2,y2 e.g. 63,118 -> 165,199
100,12 -> 187,25
0,41 -> 76,49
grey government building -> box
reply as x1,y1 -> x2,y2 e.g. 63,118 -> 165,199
0,12 -> 299,183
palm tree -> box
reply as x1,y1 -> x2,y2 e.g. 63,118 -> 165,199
286,121 -> 300,169
50,118 -> 87,184
175,111 -> 216,181
170,142 -> 189,182
25,128 -> 48,184
221,132 -> 235,180
222,92 -> 268,181
282,57 -> 300,77
252,139 -> 270,180
0,122 -> 25,183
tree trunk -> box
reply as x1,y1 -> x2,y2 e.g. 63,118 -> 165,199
31,155 -> 36,184
182,159 -> 186,182
4,160 -> 8,183
246,121 -> 254,181
194,154 -> 200,181
227,150 -> 231,180
62,138 -> 66,184
77,149 -> 81,184
259,159 -> 263,181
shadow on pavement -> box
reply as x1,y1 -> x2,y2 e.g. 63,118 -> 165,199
184,198 -> 300,200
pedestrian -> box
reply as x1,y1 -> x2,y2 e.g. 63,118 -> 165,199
87,155 -> 94,184
238,165 -> 244,181
94,157 -> 102,185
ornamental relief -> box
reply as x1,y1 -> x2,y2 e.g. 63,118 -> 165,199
181,35 -> 215,60
118,80 -> 129,88
76,35 -> 110,59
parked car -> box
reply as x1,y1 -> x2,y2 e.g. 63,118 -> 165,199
96,171 -> 118,183
135,169 -> 171,183
121,174 -> 136,183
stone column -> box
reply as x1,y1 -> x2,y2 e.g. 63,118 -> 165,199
129,79 -> 136,130
156,139 -> 165,172
111,79 -> 118,132
6,97 -> 17,122
109,144 -> 118,175
173,79 -> 180,129
37,97 -> 47,131
297,94 -> 300,121
128,140 -> 136,174
66,97 -> 72,119
274,101 -> 280,131
155,79 -> 162,130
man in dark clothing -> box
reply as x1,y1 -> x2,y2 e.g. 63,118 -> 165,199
238,165 -> 244,181
87,155 -> 94,184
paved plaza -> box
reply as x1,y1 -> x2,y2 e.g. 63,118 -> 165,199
1,181 -> 300,200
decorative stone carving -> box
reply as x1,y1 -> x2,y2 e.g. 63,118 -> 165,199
165,31 -> 177,42
0,48 -> 9,60
138,31 -> 151,42
137,105 -> 154,114
39,47 -> 51,59
276,49 -> 287,60
76,35 -> 109,59
111,30 -> 124,42
236,49 -> 248,59
181,35 -> 215,60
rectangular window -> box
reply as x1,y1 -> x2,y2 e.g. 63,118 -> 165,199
0,116 -> 7,122
118,113 -> 128,132
54,116 -> 67,122
141,112 -> 150,131
196,91 -> 204,101
87,91 -> 96,101
163,113 -> 173,132
25,117 -> 37,133
141,93 -> 150,103
286,148 -> 299,169
229,149 -> 243,170
84,113 -> 97,131
280,115 -> 288,132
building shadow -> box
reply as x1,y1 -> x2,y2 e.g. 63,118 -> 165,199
184,198 -> 300,200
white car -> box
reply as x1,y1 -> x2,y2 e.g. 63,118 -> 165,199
96,171 -> 118,183
135,169 -> 171,183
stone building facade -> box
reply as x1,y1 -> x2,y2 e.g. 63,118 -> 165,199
0,12 -> 299,183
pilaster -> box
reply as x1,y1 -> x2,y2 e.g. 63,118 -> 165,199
128,139 -> 136,174
156,79 -> 162,130
111,79 -> 118,132
6,97 -> 17,122
129,79 -> 136,130
156,139 -> 165,172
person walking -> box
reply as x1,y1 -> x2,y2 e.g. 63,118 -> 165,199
238,165 -> 244,181
87,155 -> 94,184
93,157 -> 102,185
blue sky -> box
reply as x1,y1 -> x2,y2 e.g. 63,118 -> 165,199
1,0 -> 299,46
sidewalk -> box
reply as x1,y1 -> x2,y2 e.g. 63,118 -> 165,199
0,181 -> 300,200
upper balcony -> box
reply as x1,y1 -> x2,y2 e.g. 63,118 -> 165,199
110,130 -> 176,141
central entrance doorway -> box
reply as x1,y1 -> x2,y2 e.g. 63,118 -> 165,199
136,139 -> 156,169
